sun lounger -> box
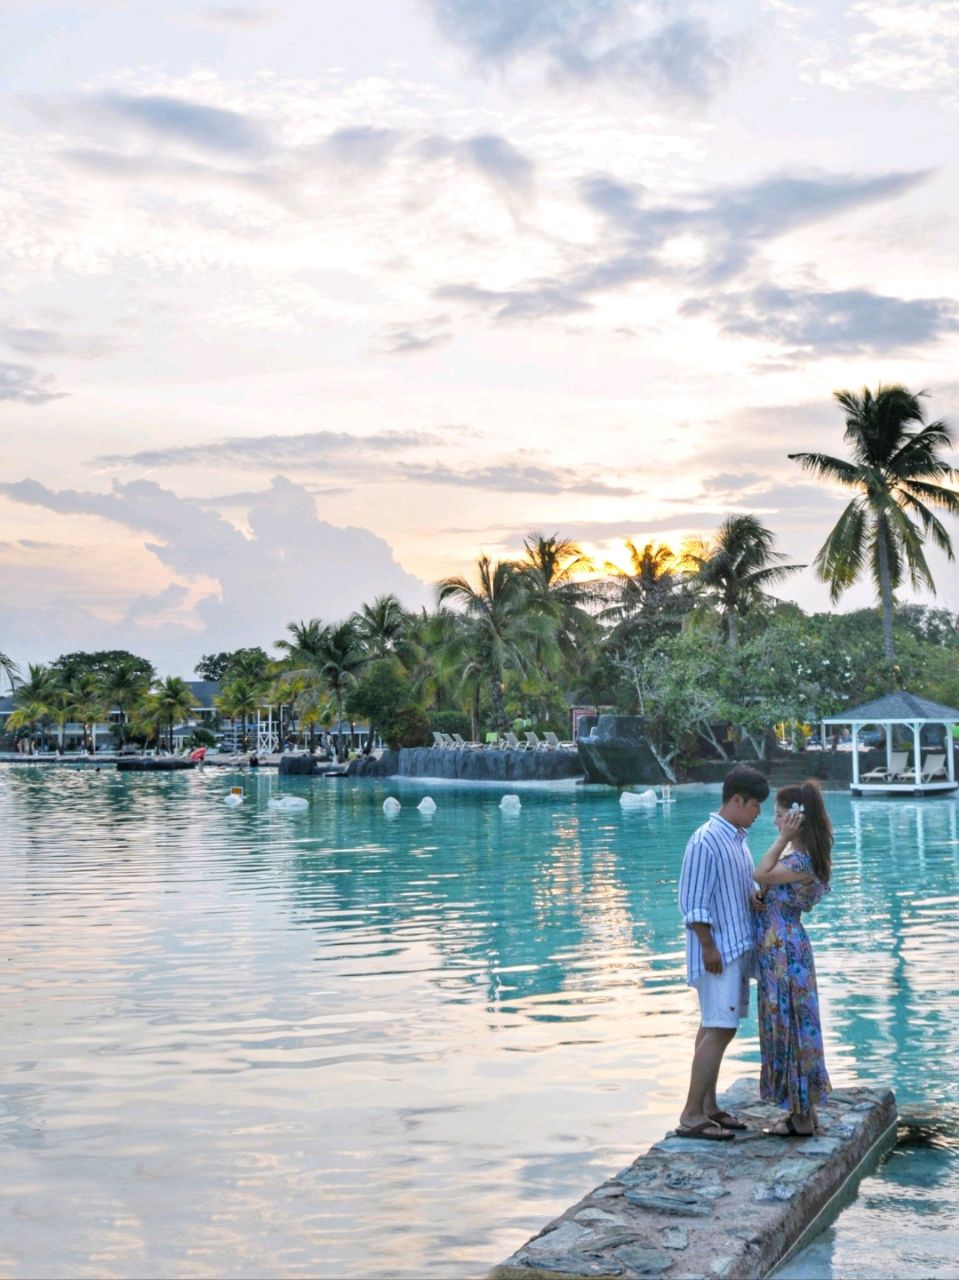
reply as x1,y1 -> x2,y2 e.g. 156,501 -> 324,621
502,731 -> 525,750
543,731 -> 576,751
452,733 -> 482,750
524,731 -> 548,750
893,753 -> 947,783
861,751 -> 908,782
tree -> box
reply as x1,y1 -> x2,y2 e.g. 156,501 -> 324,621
8,663 -> 57,751
194,648 -> 270,682
790,384 -> 959,663
353,594 -> 409,659
146,677 -> 197,754
0,649 -> 19,693
601,539 -> 691,646
346,660 -> 426,750
52,650 -> 154,684
101,656 -> 151,745
68,672 -> 108,754
438,556 -> 552,731
215,676 -> 263,753
684,515 -> 803,648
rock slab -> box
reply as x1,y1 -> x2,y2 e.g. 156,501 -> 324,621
489,1080 -> 896,1280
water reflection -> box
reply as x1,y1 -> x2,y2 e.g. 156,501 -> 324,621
0,769 -> 957,1278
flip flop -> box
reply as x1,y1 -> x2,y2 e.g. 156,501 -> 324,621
674,1120 -> 735,1142
764,1117 -> 814,1138
708,1110 -> 748,1131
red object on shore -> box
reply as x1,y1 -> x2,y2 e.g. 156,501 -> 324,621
189,748 -> 207,761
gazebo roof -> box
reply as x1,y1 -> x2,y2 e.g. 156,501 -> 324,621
823,690 -> 959,725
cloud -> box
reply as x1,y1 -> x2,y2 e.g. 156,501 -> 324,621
322,126 -> 405,170
396,462 -> 635,496
422,0 -> 730,100
437,167 -> 928,325
377,318 -> 453,356
0,321 -> 117,360
0,476 -> 432,669
416,132 -> 535,198
96,428 -> 439,468
0,360 -> 65,404
191,5 -> 272,25
83,93 -> 267,155
682,283 -> 959,355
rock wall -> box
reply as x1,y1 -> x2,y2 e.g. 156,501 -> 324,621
395,747 -> 583,782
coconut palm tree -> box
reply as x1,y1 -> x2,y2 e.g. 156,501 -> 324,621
215,676 -> 263,754
684,515 -> 803,648
0,649 -> 19,693
519,533 -> 596,654
353,594 -> 409,659
8,663 -> 57,751
102,655 -> 151,745
601,539 -> 690,644
438,556 -> 551,730
68,672 -> 108,754
315,621 -> 367,757
790,384 -> 959,662
147,676 -> 197,754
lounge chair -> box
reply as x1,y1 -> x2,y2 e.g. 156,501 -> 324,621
432,731 -> 445,748
894,753 -> 947,783
452,733 -> 481,750
861,751 -> 908,782
524,731 -> 547,750
543,731 -> 576,751
502,731 -> 526,750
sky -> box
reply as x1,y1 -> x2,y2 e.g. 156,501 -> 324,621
1,0 -> 958,677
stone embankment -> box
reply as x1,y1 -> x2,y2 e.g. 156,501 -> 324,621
490,1079 -> 896,1280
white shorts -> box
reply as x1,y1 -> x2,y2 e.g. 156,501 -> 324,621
693,952 -> 750,1028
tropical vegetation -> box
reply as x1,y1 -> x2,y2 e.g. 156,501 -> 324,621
1,384 -> 956,773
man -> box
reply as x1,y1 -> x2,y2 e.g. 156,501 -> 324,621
676,764 -> 769,1140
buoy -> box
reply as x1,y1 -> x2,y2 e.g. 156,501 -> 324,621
223,787 -> 244,808
417,797 -> 437,813
268,795 -> 309,811
500,794 -> 521,811
620,788 -> 657,808
383,797 -> 401,814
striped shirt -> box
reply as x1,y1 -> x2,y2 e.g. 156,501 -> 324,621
679,812 -> 756,984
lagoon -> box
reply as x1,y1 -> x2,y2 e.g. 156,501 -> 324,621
0,769 -> 956,1278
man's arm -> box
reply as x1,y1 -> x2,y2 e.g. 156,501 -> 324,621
688,921 -> 722,974
679,836 -> 721,973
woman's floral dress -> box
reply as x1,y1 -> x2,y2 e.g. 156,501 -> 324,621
755,849 -> 831,1114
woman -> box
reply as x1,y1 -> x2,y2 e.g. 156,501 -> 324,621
753,780 -> 832,1136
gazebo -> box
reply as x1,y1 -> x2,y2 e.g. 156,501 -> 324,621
822,691 -> 959,795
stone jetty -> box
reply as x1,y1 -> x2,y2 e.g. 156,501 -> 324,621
490,1079 -> 896,1280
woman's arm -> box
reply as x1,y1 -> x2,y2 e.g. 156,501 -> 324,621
753,810 -> 806,886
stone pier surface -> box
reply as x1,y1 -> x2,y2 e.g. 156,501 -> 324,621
490,1080 -> 896,1280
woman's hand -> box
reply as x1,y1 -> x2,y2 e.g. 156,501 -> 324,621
750,890 -> 765,910
779,809 -> 804,842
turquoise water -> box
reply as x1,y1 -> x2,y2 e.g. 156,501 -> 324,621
0,768 -> 956,1279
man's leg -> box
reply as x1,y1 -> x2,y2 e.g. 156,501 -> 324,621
680,1025 -> 736,1129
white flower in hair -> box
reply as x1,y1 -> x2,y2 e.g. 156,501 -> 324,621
789,802 -> 805,813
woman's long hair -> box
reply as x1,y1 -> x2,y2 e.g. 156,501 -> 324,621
776,780 -> 832,885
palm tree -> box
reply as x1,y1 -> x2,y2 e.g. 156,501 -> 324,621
353,594 -> 409,659
519,533 -> 596,654
684,515 -> 803,648
102,655 -> 151,745
0,649 -> 19,693
215,676 -> 263,754
601,539 -> 689,644
8,663 -> 57,751
147,676 -> 197,754
790,384 -> 959,662
438,556 -> 548,730
315,621 -> 367,758
69,672 -> 108,754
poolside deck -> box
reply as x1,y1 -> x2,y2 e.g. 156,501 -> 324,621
490,1078 -> 896,1280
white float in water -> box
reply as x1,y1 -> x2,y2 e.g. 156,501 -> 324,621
620,788 -> 658,808
223,788 -> 244,808
268,795 -> 309,811
658,785 -> 675,804
383,796 -> 401,815
499,794 -> 521,811
417,797 -> 437,814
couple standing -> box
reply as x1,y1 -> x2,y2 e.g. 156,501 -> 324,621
677,764 -> 833,1140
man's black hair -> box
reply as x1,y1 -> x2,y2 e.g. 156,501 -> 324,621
721,763 -> 770,804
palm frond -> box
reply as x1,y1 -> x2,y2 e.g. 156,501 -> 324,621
788,451 -> 860,487
813,499 -> 868,601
